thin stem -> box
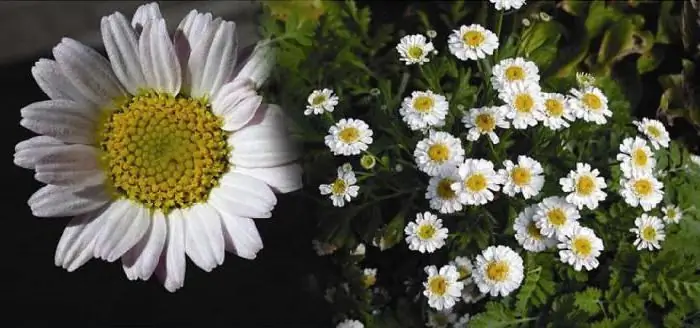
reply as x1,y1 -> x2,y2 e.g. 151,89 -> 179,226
494,12 -> 504,60
394,72 -> 411,107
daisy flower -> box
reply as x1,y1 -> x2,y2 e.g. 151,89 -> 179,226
541,92 -> 575,130
514,205 -> 557,252
362,268 -> 378,287
616,136 -> 655,177
490,57 -> 540,92
423,264 -> 464,310
414,131 -> 465,176
634,118 -> 670,149
396,34 -> 435,65
619,172 -> 664,211
405,212 -> 449,253
15,3 -> 303,292
324,118 -> 373,156
447,24 -> 499,61
559,163 -> 608,210
499,81 -> 545,129
304,88 -> 339,115
533,196 -> 581,239
337,319 -> 364,328
569,86 -> 611,125
426,167 -> 464,214
319,164 -> 360,207
557,226 -> 604,271
427,310 -> 458,328
463,105 -> 511,144
452,159 -> 503,206
399,90 -> 449,131
489,0 -> 527,11
450,256 -> 474,282
662,204 -> 683,224
498,155 -> 545,199
473,245 -> 525,297
630,214 -> 666,251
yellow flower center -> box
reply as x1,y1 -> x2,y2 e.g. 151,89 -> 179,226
633,179 -> 653,196
475,113 -> 496,132
545,99 -> 564,117
98,92 -> 228,212
667,209 -> 677,219
527,222 -> 543,240
428,276 -> 448,295
413,95 -> 435,113
547,208 -> 567,227
572,237 -> 592,257
576,175 -> 595,195
632,148 -> 648,166
465,173 -> 487,192
486,261 -> 509,282
428,143 -> 450,162
582,93 -> 602,111
331,178 -> 347,195
647,126 -> 661,138
514,93 -> 534,113
311,95 -> 326,105
463,30 -> 485,47
407,46 -> 424,59
505,66 -> 525,81
641,226 -> 657,241
436,178 -> 456,199
363,274 -> 376,287
338,127 -> 360,143
510,167 -> 531,186
417,224 -> 437,239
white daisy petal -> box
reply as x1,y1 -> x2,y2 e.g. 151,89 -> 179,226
31,59 -> 93,105
139,19 -> 182,95
33,144 -> 104,187
473,245 -> 524,297
184,203 -> 226,271
630,214 -> 666,251
188,21 -> 238,98
20,100 -> 97,143
209,172 -> 276,218
633,118 -> 670,149
219,214 -> 264,259
27,184 -> 109,218
131,2 -> 162,31
233,163 -> 303,194
557,226 -> 604,271
55,209 -> 109,272
122,210 -> 167,280
222,96 -> 263,132
234,41 -> 275,89
105,205 -> 150,262
229,104 -> 299,167
92,200 -> 139,260
211,79 -> 260,131
175,10 -> 214,54
101,11 -> 146,95
157,209 -> 187,292
14,136 -> 65,169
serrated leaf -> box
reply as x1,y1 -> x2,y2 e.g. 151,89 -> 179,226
469,302 -> 526,328
574,287 -> 602,315
515,266 -> 541,314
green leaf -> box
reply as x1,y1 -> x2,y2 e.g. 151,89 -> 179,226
574,287 -> 602,315
585,0 -> 622,38
597,17 -> 653,68
636,47 -> 665,75
515,266 -> 542,314
470,302 -> 530,328
518,21 -> 563,67
670,142 -> 682,167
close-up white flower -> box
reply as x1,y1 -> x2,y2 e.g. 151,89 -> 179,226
450,256 -> 474,283
472,245 -> 525,297
396,34 -> 435,65
426,167 -> 464,214
399,90 -> 449,131
324,118 -> 374,156
426,310 -> 458,328
633,117 -> 670,149
499,81 -> 545,129
559,163 -> 608,210
620,172 -> 664,211
498,155 -> 545,199
617,136 -> 656,178
337,319 -> 364,328
490,57 -> 540,92
319,164 -> 360,207
662,204 -> 683,224
569,86 -> 612,125
630,214 -> 666,251
414,131 -> 465,176
447,24 -> 499,61
533,196 -> 581,239
489,0 -> 527,11
405,212 -> 449,253
423,264 -> 464,310
557,226 -> 604,271
452,158 -> 503,206
514,205 -> 557,252
541,92 -> 575,130
304,88 -> 339,115
463,105 -> 511,144
362,268 -> 378,287
14,2 -> 303,292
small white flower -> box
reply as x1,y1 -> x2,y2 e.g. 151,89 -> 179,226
405,212 -> 449,253
662,204 -> 683,224
325,118 -> 374,156
305,88 -> 339,115
427,30 -> 438,39
533,196 -> 581,239
541,92 -> 575,130
633,118 -> 670,150
426,168 -> 464,214
452,159 -> 503,206
461,282 -> 487,304
539,12 -> 551,21
456,313 -> 471,327
448,24 -> 499,61
427,310 -> 458,328
522,18 -> 531,26
630,214 -> 666,251
463,105 -> 511,144
312,240 -> 338,256
319,165 -> 360,207
400,90 -> 449,131
396,34 -> 435,66
423,265 -> 464,310
450,256 -> 474,283
414,131 -> 465,176
569,86 -> 611,125
337,319 -> 364,328
557,225 -> 604,271
491,57 -> 540,92
575,72 -> 596,88
559,163 -> 608,210
362,268 -> 378,287
499,81 -> 545,129
498,155 -> 545,199
473,245 -> 525,297
616,137 -> 655,178
620,172 -> 664,211
489,0 -> 527,11
395,164 -> 404,172
360,154 -> 376,170
514,205 -> 557,252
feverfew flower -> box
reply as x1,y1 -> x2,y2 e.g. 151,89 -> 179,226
325,118 -> 373,156
450,256 -> 474,282
362,268 -> 378,287
557,226 -> 604,271
533,196 -> 581,239
305,88 -> 339,115
542,92 -> 575,130
396,34 -> 435,65
575,72 -> 596,87
423,265 -> 464,310
499,81 -> 545,129
405,212 -> 449,253
473,245 -> 525,297
427,310 -> 458,328
448,24 -> 499,61
489,0 -> 527,11
414,131 -> 465,176
569,86 -> 611,125
620,172 -> 664,211
634,118 -> 670,149
426,168 -> 464,214
617,137 -> 655,177
463,105 -> 511,144
400,90 -> 449,131
559,163 -> 608,210
337,319 -> 364,328
498,155 -> 545,199
630,214 -> 666,251
514,205 -> 557,252
319,165 -> 360,207
491,57 -> 540,92
452,159 -> 503,206
662,204 -> 683,224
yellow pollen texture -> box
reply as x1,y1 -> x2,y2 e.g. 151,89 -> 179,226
463,31 -> 485,46
582,93 -> 602,110
476,113 -> 496,132
407,46 -> 424,58
505,66 -> 525,81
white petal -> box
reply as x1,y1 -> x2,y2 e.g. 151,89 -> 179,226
105,205 -> 150,262
219,214 -> 263,259
28,184 -> 110,217
183,203 -> 225,272
55,207 -> 109,272
187,21 -> 238,98
139,19 -> 182,95
233,41 -> 275,89
156,209 -> 186,292
31,59 -> 93,105
208,172 -> 276,219
102,12 -> 146,95
92,200 -> 138,260
32,144 -> 104,187
131,2 -> 162,31
122,211 -> 166,280
53,38 -> 126,107
211,79 -> 259,131
233,163 -> 303,194
20,100 -> 97,144
14,136 -> 64,169
174,11 -> 215,87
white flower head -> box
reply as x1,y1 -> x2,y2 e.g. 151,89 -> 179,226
633,118 -> 670,150
400,90 -> 449,131
452,159 -> 503,206
362,268 -> 378,287
575,72 -> 596,88
448,24 -> 499,61
499,81 -> 545,129
559,163 -> 608,210
405,212 -> 449,253
423,265 -> 464,310
533,196 -> 581,239
617,137 -> 655,178
463,105 -> 511,144
426,167 -> 464,214
305,88 -> 339,115
396,34 -> 435,66
337,319 -> 364,328
473,245 -> 525,297
312,240 -> 338,256
662,204 -> 683,224
498,155 -> 545,199
630,214 -> 666,251
325,118 -> 374,156
489,0 -> 527,11
491,57 -> 540,92
514,205 -> 557,252
522,18 -> 531,26
620,172 -> 664,211
450,256 -> 474,282
569,86 -> 612,125
427,309 -> 458,328
351,243 -> 366,256
319,165 -> 360,207
414,131 -> 465,176
557,226 -> 604,271
541,92 -> 575,130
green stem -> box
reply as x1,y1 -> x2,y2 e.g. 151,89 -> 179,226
494,11 -> 504,61
394,72 -> 411,108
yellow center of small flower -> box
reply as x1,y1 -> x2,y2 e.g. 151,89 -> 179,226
633,179 -> 653,196
363,274 -> 376,287
514,94 -> 534,113
475,113 -> 496,132
545,99 -> 564,117
547,208 -> 567,227
486,261 -> 509,282
428,143 -> 450,162
338,127 -> 360,143
407,46 -> 424,59
572,237 -> 592,256
417,224 -> 437,239
510,167 -> 531,186
527,222 -> 543,240
436,178 -> 456,199
331,178 -> 347,194
311,95 -> 326,105
667,209 -> 677,219
632,148 -> 648,166
576,176 -> 595,195
647,126 -> 661,138
641,226 -> 657,241
413,95 -> 434,112
582,93 -> 602,111
505,66 -> 525,81
463,31 -> 485,47
465,174 -> 487,192
98,92 -> 228,212
428,276 -> 448,295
